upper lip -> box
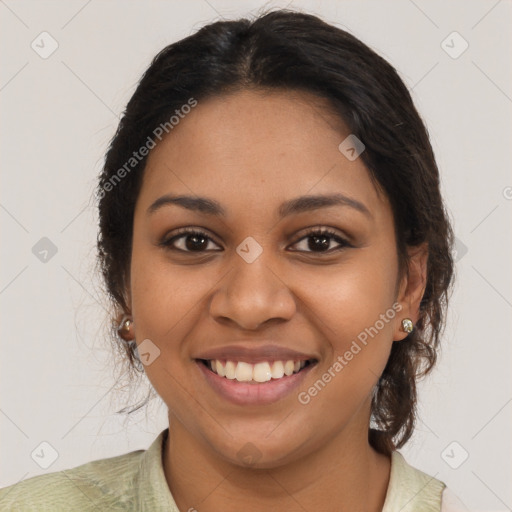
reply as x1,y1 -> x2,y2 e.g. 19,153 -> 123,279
194,344 -> 318,364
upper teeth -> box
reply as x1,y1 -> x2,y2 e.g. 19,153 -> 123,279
208,360 -> 307,383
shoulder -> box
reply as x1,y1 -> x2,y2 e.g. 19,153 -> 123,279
0,430 -> 178,512
0,448 -> 145,511
382,451 -> 447,512
440,486 -> 467,512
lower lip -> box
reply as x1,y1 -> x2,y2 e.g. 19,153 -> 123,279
196,361 -> 316,406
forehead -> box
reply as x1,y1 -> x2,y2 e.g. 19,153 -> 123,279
139,89 -> 388,219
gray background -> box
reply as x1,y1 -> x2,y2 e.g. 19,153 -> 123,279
1,0 -> 511,509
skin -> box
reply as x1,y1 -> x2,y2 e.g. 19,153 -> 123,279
125,89 -> 428,511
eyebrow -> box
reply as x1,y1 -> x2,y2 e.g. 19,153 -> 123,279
147,193 -> 372,219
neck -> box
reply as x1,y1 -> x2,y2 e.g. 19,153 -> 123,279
162,414 -> 391,512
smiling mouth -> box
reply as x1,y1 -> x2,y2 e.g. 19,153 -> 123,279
198,358 -> 317,383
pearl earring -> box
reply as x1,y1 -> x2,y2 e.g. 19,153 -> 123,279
117,315 -> 133,340
401,318 -> 414,333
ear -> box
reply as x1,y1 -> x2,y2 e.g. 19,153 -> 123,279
120,276 -> 133,317
116,284 -> 134,341
394,242 -> 428,341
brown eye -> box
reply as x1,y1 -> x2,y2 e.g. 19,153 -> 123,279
161,229 -> 222,253
290,228 -> 351,253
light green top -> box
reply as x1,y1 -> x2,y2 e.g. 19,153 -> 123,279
0,429 -> 446,511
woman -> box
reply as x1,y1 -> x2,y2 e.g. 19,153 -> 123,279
0,9 -> 461,511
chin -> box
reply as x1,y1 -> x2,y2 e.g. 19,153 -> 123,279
209,430 -> 312,470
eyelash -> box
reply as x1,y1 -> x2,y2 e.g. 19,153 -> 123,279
160,227 -> 352,255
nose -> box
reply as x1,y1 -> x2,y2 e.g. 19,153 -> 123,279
209,252 -> 296,330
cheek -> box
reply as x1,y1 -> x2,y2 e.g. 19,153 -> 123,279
129,252 -> 210,412
291,252 -> 399,431
130,253 -> 207,343
300,246 -> 398,385
304,248 -> 398,338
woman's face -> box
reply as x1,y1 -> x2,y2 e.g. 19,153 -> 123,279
129,89 -> 416,467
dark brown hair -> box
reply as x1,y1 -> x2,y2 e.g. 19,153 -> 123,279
97,9 -> 454,456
